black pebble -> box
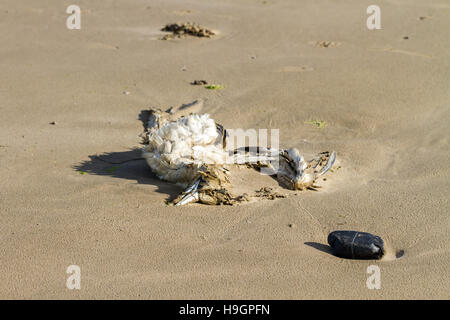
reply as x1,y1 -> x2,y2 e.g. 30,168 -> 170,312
327,230 -> 385,260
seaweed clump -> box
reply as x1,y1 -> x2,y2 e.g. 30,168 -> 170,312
161,22 -> 215,40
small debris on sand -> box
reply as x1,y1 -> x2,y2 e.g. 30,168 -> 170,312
191,80 -> 208,85
305,119 -> 326,129
255,187 -> 286,200
205,84 -> 224,90
235,193 -> 250,202
329,165 -> 341,173
313,40 -> 341,48
49,121 -> 56,125
280,66 -> 314,73
161,22 -> 215,40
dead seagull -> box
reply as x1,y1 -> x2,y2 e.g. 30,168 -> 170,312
141,100 -> 336,205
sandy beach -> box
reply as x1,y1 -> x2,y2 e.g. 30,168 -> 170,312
0,0 -> 449,299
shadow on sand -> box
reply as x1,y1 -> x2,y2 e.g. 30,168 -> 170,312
304,242 -> 335,256
73,148 -> 183,202
73,109 -> 184,202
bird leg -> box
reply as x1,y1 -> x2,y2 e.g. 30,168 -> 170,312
173,178 -> 201,206
173,165 -> 245,206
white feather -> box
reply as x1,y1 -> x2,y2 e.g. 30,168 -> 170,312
142,113 -> 229,186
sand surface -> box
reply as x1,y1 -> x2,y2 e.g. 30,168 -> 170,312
0,0 -> 449,299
